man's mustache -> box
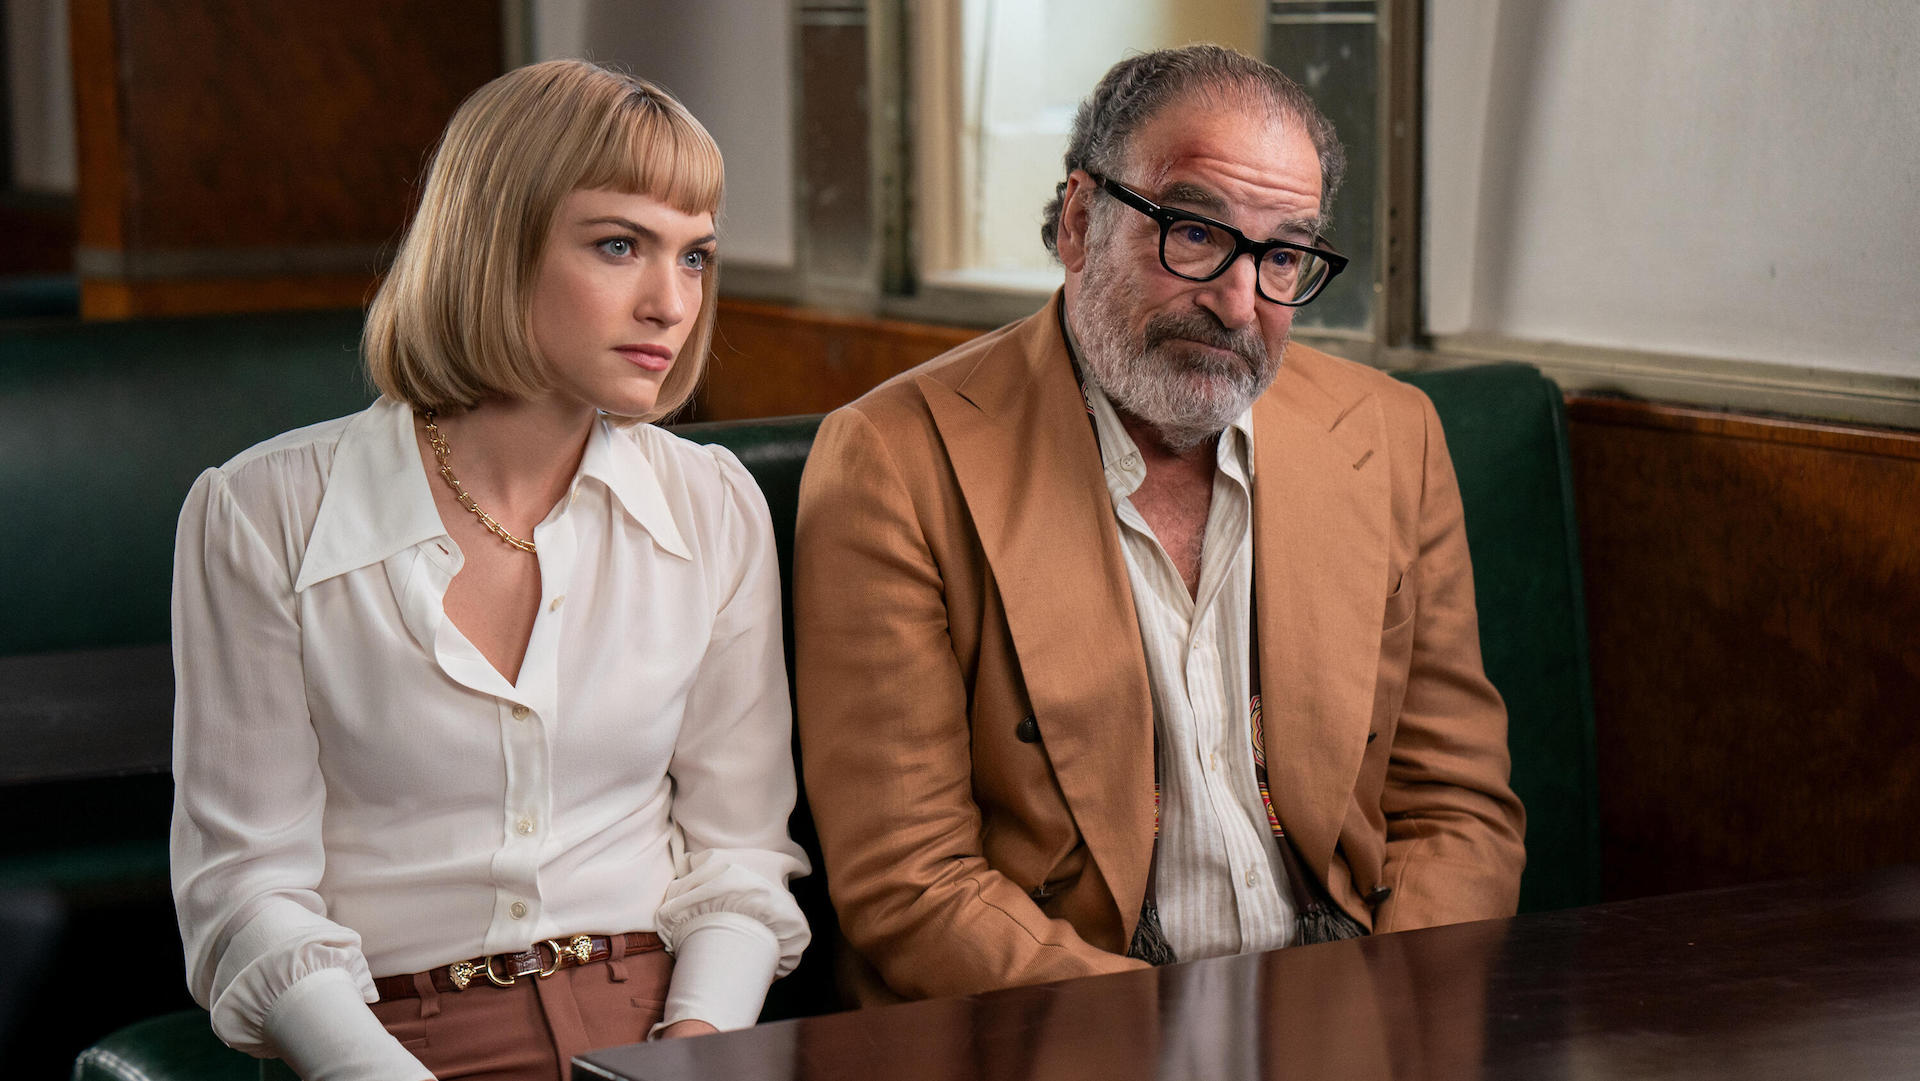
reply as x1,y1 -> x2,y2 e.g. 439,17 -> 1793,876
1141,311 -> 1268,372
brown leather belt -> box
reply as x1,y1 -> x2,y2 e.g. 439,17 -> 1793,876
373,932 -> 664,999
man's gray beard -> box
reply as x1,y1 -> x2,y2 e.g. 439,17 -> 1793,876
1073,276 -> 1283,453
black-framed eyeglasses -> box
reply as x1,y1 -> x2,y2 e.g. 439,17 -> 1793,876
1085,172 -> 1348,307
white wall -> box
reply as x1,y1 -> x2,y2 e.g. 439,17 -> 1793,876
1425,0 -> 1920,379
532,0 -> 796,269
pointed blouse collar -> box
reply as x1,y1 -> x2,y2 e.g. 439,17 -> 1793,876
295,400 -> 688,592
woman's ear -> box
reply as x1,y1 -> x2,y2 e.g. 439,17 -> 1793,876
1055,171 -> 1096,274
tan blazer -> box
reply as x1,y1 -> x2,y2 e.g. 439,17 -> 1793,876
794,294 -> 1525,1003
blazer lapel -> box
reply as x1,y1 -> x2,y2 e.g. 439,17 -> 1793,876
1251,357 -> 1391,886
921,296 -> 1156,934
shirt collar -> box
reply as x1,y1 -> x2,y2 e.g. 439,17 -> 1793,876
295,402 -> 692,593
575,419 -> 692,561
295,398 -> 453,592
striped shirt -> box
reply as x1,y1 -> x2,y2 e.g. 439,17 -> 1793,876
1074,360 -> 1298,961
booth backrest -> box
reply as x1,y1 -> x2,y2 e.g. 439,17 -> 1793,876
1398,365 -> 1601,914
0,309 -> 374,655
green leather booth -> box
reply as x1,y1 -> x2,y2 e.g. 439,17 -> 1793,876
1397,364 -> 1601,915
9,309 -> 1595,1079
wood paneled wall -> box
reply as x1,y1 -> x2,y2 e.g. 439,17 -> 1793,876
700,298 -> 980,420
704,298 -> 1920,901
69,0 -> 500,318
1568,399 -> 1920,900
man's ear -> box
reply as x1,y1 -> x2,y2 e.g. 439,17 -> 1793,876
1055,171 -> 1096,274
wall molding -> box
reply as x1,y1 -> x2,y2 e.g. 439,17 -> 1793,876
1307,331 -> 1920,431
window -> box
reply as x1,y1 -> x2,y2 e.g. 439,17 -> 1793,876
912,0 -> 1265,293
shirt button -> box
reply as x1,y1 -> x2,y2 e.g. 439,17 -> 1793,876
1122,453 -> 1139,470
549,595 -> 565,612
509,901 -> 528,919
511,705 -> 530,721
516,817 -> 535,835
1245,870 -> 1258,888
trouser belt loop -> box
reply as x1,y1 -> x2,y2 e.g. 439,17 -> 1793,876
607,932 -> 631,983
411,970 -> 442,1019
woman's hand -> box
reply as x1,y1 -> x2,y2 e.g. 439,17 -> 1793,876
656,1019 -> 720,1040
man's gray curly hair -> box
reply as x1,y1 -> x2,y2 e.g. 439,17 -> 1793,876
1039,44 -> 1346,257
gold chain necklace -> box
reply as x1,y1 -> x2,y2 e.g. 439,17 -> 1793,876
420,410 -> 537,553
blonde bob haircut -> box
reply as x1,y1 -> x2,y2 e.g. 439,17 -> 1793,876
365,59 -> 722,423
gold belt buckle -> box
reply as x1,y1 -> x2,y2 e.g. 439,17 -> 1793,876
447,934 -> 593,990
539,934 -> 594,978
483,954 -> 518,988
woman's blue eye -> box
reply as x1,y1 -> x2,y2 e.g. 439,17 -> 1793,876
682,249 -> 711,272
597,237 -> 634,258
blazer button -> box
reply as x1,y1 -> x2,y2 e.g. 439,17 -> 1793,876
1015,715 -> 1041,743
1366,886 -> 1393,905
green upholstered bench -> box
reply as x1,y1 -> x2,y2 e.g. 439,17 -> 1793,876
71,1011 -> 259,1081
1398,364 -> 1600,914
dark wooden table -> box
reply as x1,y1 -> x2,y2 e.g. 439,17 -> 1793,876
578,866 -> 1920,1081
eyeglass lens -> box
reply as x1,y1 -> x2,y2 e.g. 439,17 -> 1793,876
1162,218 -> 1331,303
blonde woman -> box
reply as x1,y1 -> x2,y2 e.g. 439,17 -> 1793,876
170,60 -> 808,1081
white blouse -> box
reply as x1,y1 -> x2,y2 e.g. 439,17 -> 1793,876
170,397 -> 810,1081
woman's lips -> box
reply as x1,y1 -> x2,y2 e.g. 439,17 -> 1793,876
615,344 -> 674,372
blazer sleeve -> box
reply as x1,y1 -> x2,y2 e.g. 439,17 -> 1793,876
794,406 -> 1142,998
1372,391 -> 1528,931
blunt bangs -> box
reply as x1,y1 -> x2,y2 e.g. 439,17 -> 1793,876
576,90 -> 725,219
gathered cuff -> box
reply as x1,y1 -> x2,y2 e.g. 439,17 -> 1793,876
261,968 -> 430,1081
651,912 -> 781,1035
654,858 -> 810,979
204,908 -> 380,1052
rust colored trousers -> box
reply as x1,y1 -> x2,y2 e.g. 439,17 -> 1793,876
368,938 -> 673,1081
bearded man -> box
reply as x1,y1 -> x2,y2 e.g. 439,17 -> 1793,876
793,44 -> 1525,1002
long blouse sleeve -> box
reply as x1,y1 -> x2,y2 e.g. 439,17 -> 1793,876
651,447 -> 811,1032
170,467 -> 428,1081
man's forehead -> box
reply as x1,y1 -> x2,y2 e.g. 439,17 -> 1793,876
1129,125 -> 1325,235
1127,98 -> 1318,190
